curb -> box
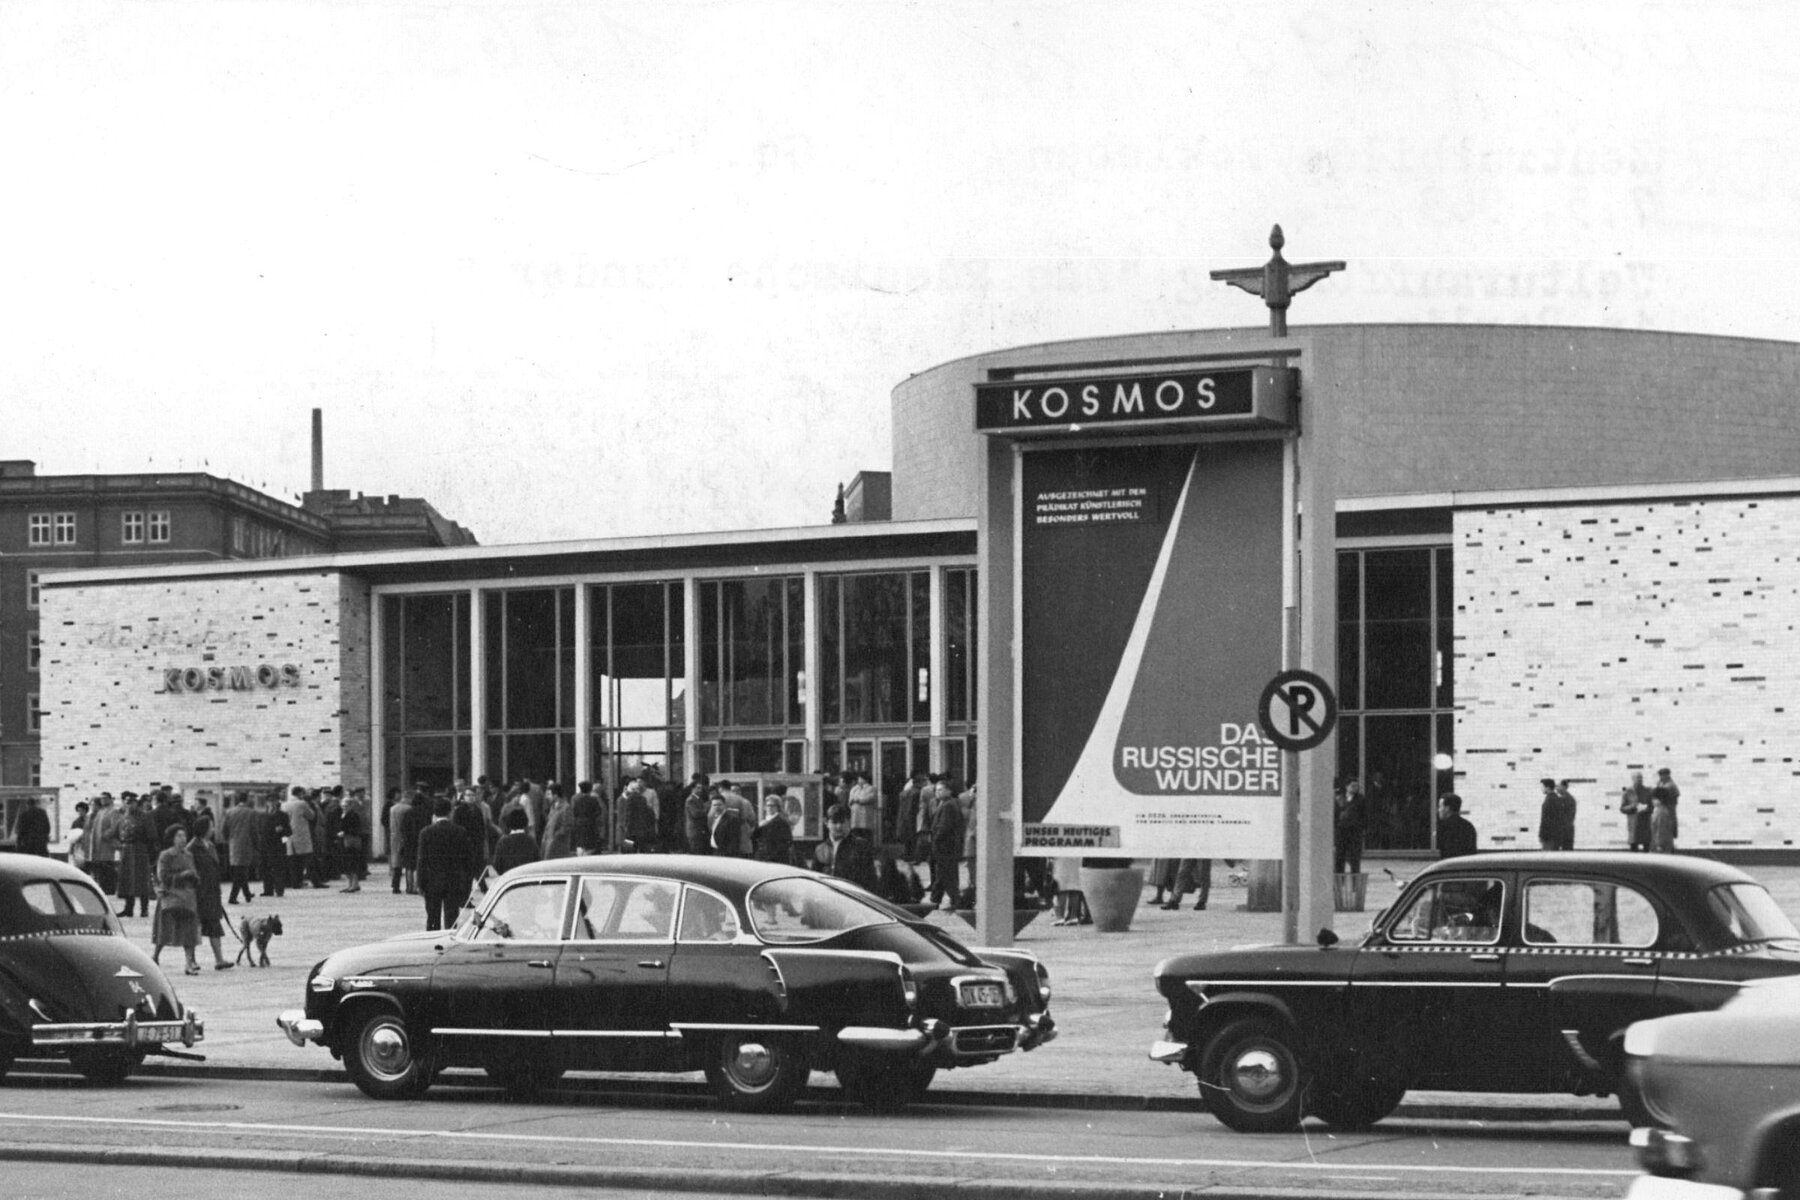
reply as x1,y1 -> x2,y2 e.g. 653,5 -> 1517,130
0,1141 -> 1598,1200
18,1058 -> 1619,1124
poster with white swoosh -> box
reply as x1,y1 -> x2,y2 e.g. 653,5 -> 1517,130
1017,440 -> 1286,859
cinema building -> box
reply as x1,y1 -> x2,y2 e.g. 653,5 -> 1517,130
37,324 -> 1800,858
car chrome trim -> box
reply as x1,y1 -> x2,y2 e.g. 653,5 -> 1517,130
276,1011 -> 324,1045
837,1026 -> 929,1050
672,1023 -> 820,1033
32,1012 -> 203,1049
1559,1029 -> 1604,1071
546,1030 -> 683,1039
947,1024 -> 1021,1057
431,1028 -> 554,1038
1148,1039 -> 1189,1063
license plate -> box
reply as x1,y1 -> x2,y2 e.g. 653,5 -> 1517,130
960,982 -> 1005,1008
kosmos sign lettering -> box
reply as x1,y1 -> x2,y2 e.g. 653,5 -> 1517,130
974,365 -> 1293,435
161,664 -> 302,694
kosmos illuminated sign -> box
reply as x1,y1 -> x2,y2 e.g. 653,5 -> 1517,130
160,664 -> 302,694
975,365 -> 1293,436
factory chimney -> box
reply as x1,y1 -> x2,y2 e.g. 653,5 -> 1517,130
311,408 -> 325,493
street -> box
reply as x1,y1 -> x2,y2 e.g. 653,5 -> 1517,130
0,1069 -> 1640,1199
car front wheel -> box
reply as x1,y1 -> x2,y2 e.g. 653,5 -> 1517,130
343,1009 -> 434,1100
705,1033 -> 807,1113
835,1049 -> 937,1112
1198,1016 -> 1306,1133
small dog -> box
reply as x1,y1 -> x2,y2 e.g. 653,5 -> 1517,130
234,913 -> 284,967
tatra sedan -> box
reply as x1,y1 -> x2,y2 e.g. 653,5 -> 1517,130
0,853 -> 204,1082
1150,851 -> 1800,1132
279,855 -> 1055,1111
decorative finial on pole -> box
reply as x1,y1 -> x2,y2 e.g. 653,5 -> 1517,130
1210,224 -> 1346,337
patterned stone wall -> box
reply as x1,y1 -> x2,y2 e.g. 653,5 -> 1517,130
1456,496 -> 1800,851
40,572 -> 367,797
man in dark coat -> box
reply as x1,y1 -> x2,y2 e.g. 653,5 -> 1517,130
570,780 -> 605,855
415,797 -> 476,932
813,804 -> 878,892
1539,777 -> 1576,850
1437,793 -> 1478,859
12,794 -> 51,856
254,794 -> 290,897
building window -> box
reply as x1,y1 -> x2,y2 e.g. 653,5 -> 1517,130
148,511 -> 171,543
27,693 -> 41,734
54,513 -> 76,544
28,513 -> 51,545
700,576 -> 805,732
26,570 -> 40,609
27,631 -> 40,673
28,761 -> 41,788
122,512 -> 145,543
1336,545 -> 1456,854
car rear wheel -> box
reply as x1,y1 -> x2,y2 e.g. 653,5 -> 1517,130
705,1033 -> 808,1113
835,1050 -> 937,1112
1309,1073 -> 1406,1130
69,1047 -> 142,1085
1198,1016 -> 1306,1133
344,1009 -> 435,1100
487,1061 -> 565,1099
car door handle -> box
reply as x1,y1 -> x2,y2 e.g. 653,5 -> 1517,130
1468,953 -> 1501,962
1622,957 -> 1656,967
527,960 -> 554,969
637,959 -> 665,969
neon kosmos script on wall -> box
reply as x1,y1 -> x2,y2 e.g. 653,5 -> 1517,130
1017,441 -> 1285,859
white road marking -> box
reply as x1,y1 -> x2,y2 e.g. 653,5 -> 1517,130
0,1111 -> 1636,1177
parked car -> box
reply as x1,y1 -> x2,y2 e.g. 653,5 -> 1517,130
1149,851 -> 1800,1132
279,854 -> 1055,1111
0,852 -> 204,1082
1622,974 -> 1800,1199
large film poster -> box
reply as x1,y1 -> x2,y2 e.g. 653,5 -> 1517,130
1018,441 -> 1285,858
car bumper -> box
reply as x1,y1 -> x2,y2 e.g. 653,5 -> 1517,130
1148,1039 -> 1189,1064
276,1009 -> 325,1046
33,1011 -> 203,1050
837,1012 -> 1056,1059
1626,1177 -> 1749,1200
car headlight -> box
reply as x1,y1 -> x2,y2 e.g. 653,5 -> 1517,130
309,975 -> 337,993
899,965 -> 918,1012
1035,960 -> 1052,1005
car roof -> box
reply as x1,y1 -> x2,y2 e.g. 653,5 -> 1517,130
0,852 -> 95,887
501,853 -> 814,894
1423,850 -> 1755,888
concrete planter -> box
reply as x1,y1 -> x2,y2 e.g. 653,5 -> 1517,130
1078,865 -> 1145,932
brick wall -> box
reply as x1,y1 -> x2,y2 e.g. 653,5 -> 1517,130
1456,496 -> 1800,851
40,572 -> 365,796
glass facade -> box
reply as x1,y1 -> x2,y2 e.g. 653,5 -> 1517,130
591,581 -> 685,792
484,587 -> 576,787
1336,546 -> 1456,852
382,592 -> 473,794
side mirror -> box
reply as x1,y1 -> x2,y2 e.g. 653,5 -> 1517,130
1316,927 -> 1339,948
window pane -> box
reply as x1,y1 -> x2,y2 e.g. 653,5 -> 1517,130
910,572 -> 930,723
1337,553 -> 1362,709
400,595 -> 457,732
605,582 -> 672,728
503,589 -> 559,730
821,576 -> 841,724
1361,713 -> 1433,851
839,573 -> 907,725
700,582 -> 721,727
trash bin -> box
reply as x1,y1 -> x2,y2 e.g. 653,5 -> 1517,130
1334,872 -> 1368,912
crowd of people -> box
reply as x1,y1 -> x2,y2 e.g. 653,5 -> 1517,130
1330,766 -> 1686,870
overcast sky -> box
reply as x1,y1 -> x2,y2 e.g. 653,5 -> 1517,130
6,2 -> 1798,545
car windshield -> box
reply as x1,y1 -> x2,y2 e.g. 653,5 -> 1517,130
747,877 -> 894,943
1708,883 -> 1800,944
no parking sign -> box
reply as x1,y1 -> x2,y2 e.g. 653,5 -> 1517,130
1256,670 -> 1338,752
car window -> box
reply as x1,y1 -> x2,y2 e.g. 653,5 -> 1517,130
1387,878 -> 1505,944
20,881 -> 72,916
677,889 -> 741,944
472,879 -> 568,942
571,876 -> 678,941
747,877 -> 891,944
1709,883 -> 1800,944
1523,880 -> 1658,947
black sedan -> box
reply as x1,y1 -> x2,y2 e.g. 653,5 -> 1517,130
279,854 -> 1055,1111
1150,851 -> 1800,1132
0,852 -> 204,1082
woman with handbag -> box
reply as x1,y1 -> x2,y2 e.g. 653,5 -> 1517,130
152,826 -> 202,975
